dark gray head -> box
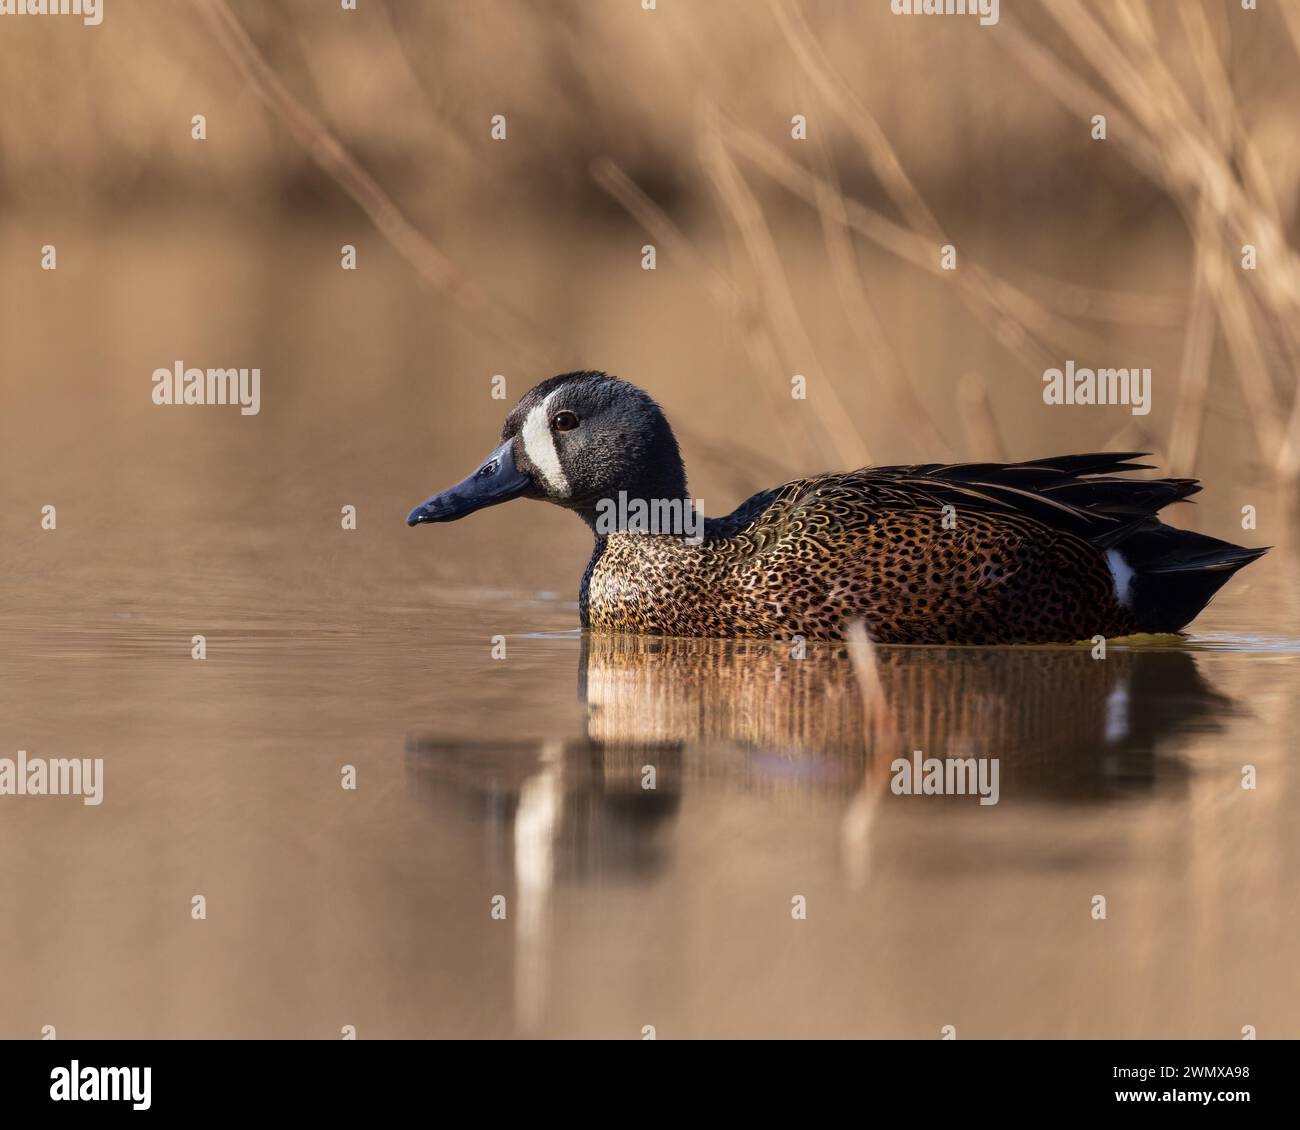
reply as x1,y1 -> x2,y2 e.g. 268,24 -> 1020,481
407,371 -> 688,529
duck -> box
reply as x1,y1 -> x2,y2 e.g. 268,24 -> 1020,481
406,370 -> 1267,645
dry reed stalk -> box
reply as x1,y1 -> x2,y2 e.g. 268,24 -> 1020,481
1189,219 -> 1284,458
765,1 -> 1117,377
1007,0 -> 1300,478
1270,3 -> 1300,476
1282,0 -> 1300,61
371,4 -> 479,175
1279,390 -> 1300,483
957,372 -> 1007,462
194,0 -> 560,363
1176,2 -> 1282,227
728,125 -> 1109,369
1170,1 -> 1300,475
1013,270 -> 1185,329
698,105 -> 873,470
844,619 -> 890,746
809,138 -> 955,459
1078,6 -> 1298,337
766,0 -> 944,243
1110,1 -> 1300,371
1101,420 -> 1160,465
589,156 -> 738,311
670,423 -> 797,501
1133,5 -> 1222,481
997,13 -> 1167,182
1167,203 -> 1219,478
1047,0 -> 1180,140
588,156 -> 815,464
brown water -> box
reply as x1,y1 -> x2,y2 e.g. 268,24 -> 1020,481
1,546 -> 1297,1039
2,220 -> 1297,1040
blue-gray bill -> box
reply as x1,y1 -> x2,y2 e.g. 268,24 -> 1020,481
407,440 -> 530,526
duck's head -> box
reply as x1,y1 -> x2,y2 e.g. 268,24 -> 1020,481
406,371 -> 687,529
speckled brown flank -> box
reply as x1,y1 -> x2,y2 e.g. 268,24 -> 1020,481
582,471 -> 1132,644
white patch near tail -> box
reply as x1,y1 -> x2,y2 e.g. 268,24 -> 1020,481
1105,549 -> 1135,607
1103,679 -> 1131,744
521,390 -> 571,497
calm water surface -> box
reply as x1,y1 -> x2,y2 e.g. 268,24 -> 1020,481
1,222 -> 1296,1039
2,555 -> 1297,1039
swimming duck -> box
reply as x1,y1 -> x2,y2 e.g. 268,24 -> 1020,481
406,371 -> 1266,644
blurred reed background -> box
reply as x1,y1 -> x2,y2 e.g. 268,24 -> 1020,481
2,0 -> 1297,599
2,2 -> 1299,1041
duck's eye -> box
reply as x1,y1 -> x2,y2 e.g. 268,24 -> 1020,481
552,411 -> 579,432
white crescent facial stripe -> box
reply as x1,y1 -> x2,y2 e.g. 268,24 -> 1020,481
521,390 -> 570,497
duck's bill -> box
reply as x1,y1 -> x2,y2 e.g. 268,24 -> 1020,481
407,440 -> 532,526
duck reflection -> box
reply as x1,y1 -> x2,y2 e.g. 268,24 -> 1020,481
405,634 -> 1232,1028
581,634 -> 1229,796
407,636 -> 1232,848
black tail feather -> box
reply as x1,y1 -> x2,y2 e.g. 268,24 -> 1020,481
883,452 -> 1199,541
1116,520 -> 1270,632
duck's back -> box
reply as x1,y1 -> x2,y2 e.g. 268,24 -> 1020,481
581,454 -> 1266,644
